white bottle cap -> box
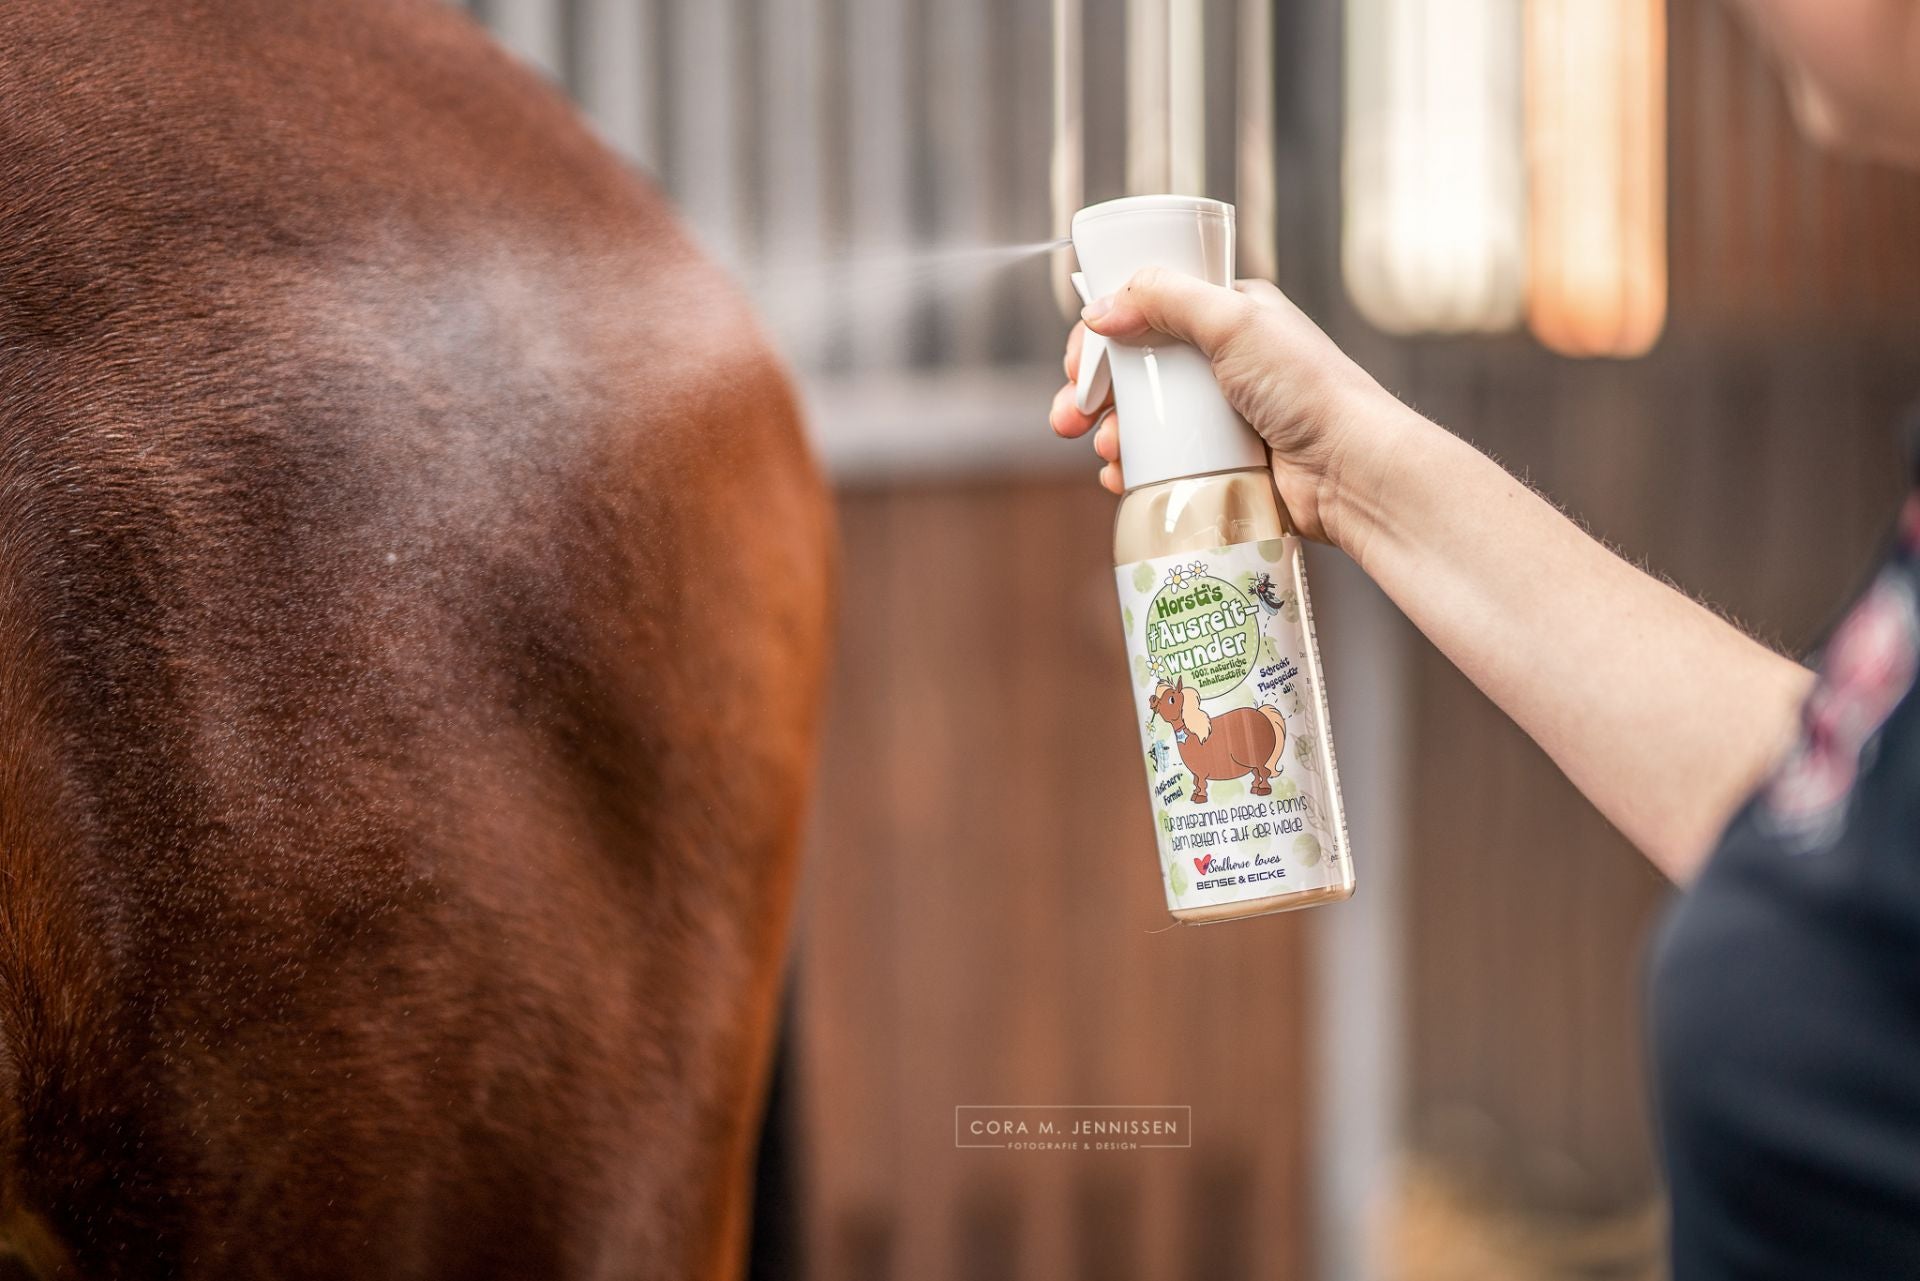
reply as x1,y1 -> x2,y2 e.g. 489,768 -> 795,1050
1071,195 -> 1268,491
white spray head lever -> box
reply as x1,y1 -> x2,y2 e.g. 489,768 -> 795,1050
1070,195 -> 1267,491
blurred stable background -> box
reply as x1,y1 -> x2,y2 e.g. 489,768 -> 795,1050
457,1 -> 1920,1277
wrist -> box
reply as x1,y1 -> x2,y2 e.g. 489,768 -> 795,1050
1317,391 -> 1440,571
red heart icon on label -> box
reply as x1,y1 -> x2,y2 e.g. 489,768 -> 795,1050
1194,855 -> 1213,874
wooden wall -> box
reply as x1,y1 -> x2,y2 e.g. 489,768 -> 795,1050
792,480 -> 1321,1281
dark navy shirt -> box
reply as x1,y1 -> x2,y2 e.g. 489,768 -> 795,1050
1652,489 -> 1920,1278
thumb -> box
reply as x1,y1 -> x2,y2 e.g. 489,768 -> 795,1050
1081,266 -> 1252,355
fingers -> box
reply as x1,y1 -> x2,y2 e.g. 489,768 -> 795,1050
1051,385 -> 1120,462
1053,323 -> 1114,437
1059,272 -> 1300,498
1050,381 -> 1107,438
1081,266 -> 1258,355
1054,321 -> 1123,492
1091,412 -> 1118,462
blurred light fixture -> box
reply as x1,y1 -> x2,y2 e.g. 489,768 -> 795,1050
1342,0 -> 1528,334
1525,0 -> 1667,358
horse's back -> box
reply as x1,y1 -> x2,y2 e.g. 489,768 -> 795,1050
0,2 -> 829,1276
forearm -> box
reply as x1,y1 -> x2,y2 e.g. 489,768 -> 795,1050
1334,407 -> 1814,882
1064,272 -> 1814,877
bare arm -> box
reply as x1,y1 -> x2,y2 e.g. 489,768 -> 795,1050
1053,272 -> 1810,882
1342,402 -> 1812,880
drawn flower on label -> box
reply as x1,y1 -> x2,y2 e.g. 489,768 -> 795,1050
1165,562 -> 1205,590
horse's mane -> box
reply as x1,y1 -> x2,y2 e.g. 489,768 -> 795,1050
1180,686 -> 1211,742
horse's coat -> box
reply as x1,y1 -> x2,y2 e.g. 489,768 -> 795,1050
0,2 -> 832,1277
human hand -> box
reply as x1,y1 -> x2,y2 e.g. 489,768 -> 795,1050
1048,269 -> 1418,551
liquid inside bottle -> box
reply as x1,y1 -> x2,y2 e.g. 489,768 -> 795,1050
1113,467 -> 1355,923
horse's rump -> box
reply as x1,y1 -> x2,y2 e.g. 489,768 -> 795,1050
0,1 -> 830,1276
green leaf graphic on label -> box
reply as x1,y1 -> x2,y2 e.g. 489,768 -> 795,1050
1272,777 -> 1299,801
1133,655 -> 1152,685
1209,779 -> 1246,803
1168,858 -> 1189,898
1256,539 -> 1288,561
1123,606 -> 1135,634
1131,562 -> 1156,594
1294,833 -> 1323,867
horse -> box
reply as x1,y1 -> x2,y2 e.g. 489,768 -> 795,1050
1148,679 -> 1288,804
0,1 -> 831,1277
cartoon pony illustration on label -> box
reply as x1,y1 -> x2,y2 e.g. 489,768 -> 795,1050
1147,677 -> 1289,804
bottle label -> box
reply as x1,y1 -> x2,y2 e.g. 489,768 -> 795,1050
1114,537 -> 1348,914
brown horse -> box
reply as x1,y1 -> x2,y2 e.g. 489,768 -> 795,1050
0,2 -> 831,1278
1148,679 -> 1288,804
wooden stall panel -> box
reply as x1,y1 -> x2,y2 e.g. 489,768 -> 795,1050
797,481 -> 1316,1281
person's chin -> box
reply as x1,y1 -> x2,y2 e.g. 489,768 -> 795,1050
1788,76 -> 1920,169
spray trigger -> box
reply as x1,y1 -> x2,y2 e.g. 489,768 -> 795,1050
1069,272 -> 1113,417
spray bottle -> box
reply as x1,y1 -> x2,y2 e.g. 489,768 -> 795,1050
1072,195 -> 1353,923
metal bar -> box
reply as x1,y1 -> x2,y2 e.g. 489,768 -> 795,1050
759,0 -> 828,363
487,0 -> 565,79
929,0 -> 995,360
1237,0 -> 1278,281
1167,0 -> 1205,195
670,0 -> 743,267
1051,0 -> 1086,317
1126,0 -> 1171,193
845,0 -> 914,367
576,0 -> 657,166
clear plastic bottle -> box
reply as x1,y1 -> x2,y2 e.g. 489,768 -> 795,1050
1112,467 -> 1354,922
1075,195 -> 1354,923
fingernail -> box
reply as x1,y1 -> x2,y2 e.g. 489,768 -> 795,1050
1080,295 -> 1114,325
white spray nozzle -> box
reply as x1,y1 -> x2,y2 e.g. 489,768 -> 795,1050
1069,271 -> 1113,417
1069,195 -> 1266,490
